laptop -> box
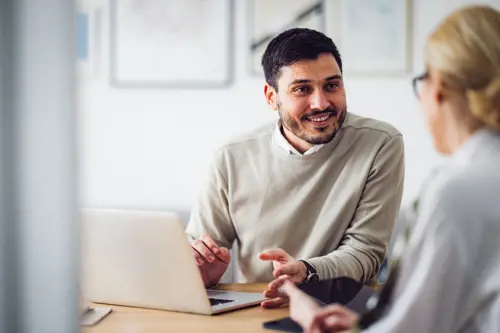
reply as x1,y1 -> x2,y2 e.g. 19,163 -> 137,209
80,208 -> 266,315
79,286 -> 112,326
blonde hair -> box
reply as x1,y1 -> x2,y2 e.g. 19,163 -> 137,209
425,5 -> 500,131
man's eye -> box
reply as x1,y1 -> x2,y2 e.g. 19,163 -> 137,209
326,82 -> 340,91
294,86 -> 310,94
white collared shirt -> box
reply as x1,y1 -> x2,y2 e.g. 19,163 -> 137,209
273,122 -> 324,155
366,129 -> 500,333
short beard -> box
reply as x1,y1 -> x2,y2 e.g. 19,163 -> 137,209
278,102 -> 347,145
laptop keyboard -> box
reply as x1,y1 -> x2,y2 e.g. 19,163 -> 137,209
209,298 -> 235,306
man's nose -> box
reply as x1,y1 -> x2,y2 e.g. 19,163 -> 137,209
310,91 -> 330,110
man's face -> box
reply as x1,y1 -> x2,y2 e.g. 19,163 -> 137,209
265,53 -> 347,150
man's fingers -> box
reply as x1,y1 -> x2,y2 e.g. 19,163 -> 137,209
191,239 -> 217,263
191,248 -> 205,266
200,234 -> 220,255
216,247 -> 230,264
263,289 -> 286,299
199,234 -> 230,263
273,263 -> 299,279
267,275 -> 290,291
263,276 -> 289,298
260,297 -> 289,309
258,248 -> 289,261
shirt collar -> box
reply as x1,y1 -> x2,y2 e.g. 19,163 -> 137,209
451,128 -> 500,167
273,121 -> 325,156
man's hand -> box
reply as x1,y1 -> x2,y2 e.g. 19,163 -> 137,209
281,280 -> 360,333
191,233 -> 231,288
258,248 -> 308,308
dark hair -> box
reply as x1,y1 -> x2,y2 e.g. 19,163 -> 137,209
261,28 -> 342,90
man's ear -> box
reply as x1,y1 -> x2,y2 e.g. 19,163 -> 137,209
264,84 -> 278,110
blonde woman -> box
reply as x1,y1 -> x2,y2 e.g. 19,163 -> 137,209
281,5 -> 500,333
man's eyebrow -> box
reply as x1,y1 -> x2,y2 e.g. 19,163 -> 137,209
325,75 -> 342,81
289,79 -> 311,85
289,75 -> 342,86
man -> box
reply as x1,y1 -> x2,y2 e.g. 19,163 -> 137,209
186,28 -> 404,308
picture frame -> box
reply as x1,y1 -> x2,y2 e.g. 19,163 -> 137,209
247,0 -> 326,77
330,0 -> 413,76
77,11 -> 90,62
76,3 -> 102,80
109,0 -> 235,89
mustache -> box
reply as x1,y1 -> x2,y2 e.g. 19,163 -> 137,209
302,107 -> 338,119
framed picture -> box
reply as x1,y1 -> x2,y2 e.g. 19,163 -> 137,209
77,11 -> 90,62
248,0 -> 326,77
76,3 -> 102,80
334,0 -> 413,76
110,0 -> 234,89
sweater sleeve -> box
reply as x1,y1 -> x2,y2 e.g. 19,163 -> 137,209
185,150 -> 236,249
307,134 -> 405,282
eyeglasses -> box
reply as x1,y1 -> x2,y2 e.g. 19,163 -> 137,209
412,72 -> 429,99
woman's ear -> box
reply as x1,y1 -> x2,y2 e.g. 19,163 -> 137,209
264,84 -> 278,110
431,70 -> 446,106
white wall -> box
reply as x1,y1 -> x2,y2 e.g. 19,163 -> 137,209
79,0 -> 500,214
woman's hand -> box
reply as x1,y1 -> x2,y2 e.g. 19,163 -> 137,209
281,280 -> 360,333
